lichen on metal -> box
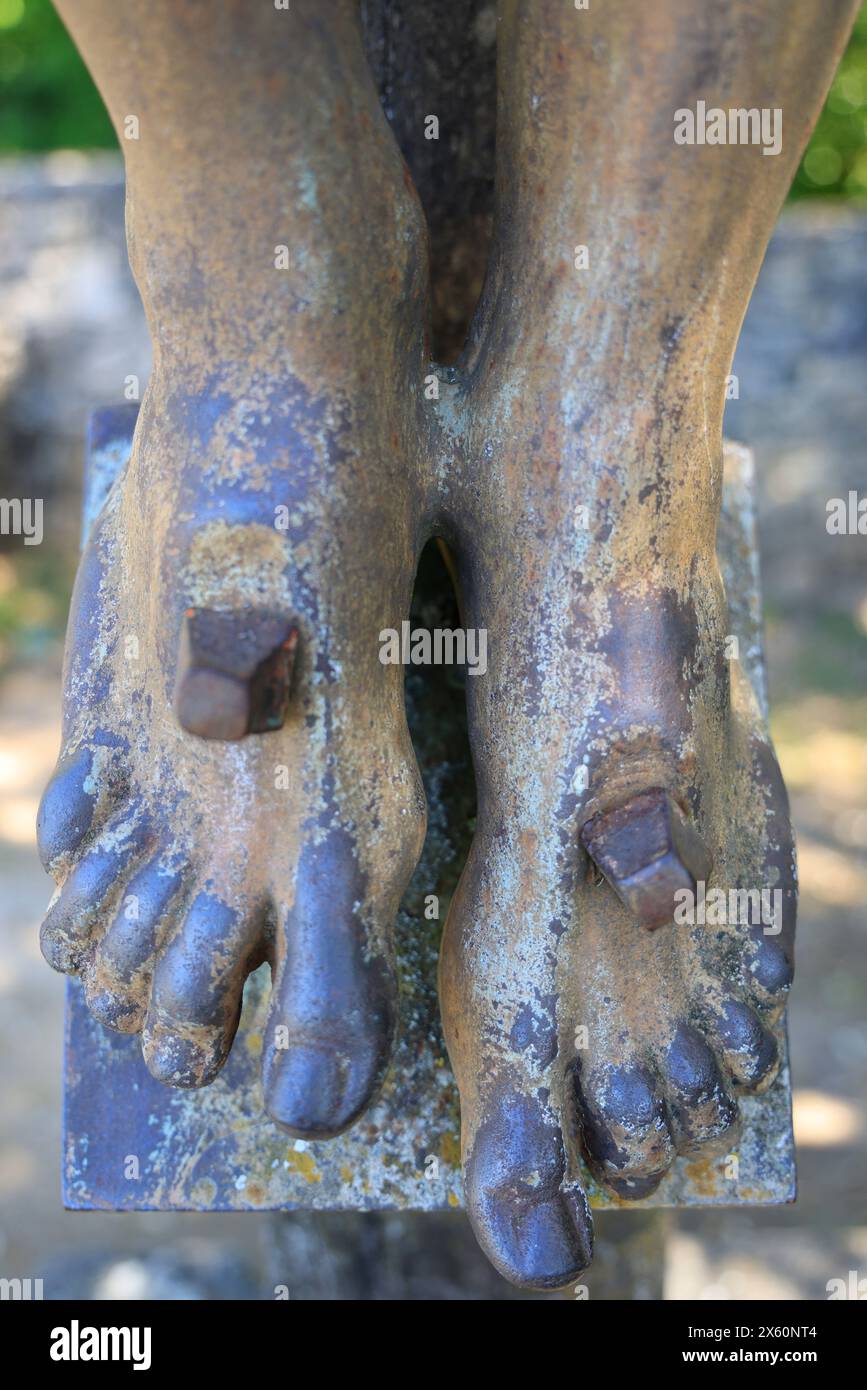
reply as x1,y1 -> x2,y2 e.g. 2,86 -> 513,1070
63,413 -> 794,1214
42,0 -> 856,1291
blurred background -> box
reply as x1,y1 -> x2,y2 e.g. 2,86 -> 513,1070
0,0 -> 865,1299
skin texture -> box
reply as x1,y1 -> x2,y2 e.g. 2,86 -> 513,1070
40,0 -> 859,1288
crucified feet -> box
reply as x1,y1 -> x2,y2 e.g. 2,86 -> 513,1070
40,0 -> 859,1289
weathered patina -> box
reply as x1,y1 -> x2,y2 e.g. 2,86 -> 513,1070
65,418 -> 794,1222
43,0 -> 858,1288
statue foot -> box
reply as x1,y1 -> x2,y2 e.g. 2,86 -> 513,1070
441,419 -> 795,1288
38,0 -> 433,1137
37,372 -> 426,1135
567,664 -> 793,1201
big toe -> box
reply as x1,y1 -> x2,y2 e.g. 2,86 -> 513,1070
464,1089 -> 593,1291
264,1034 -> 391,1139
262,827 -> 399,1139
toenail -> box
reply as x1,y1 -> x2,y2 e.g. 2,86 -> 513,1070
174,607 -> 298,740
579,787 -> 712,931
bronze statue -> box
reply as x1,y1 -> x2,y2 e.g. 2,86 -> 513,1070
39,0 -> 859,1289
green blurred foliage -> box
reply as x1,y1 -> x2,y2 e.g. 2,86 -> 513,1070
0,0 -> 115,152
793,3 -> 867,199
3,0 -> 867,198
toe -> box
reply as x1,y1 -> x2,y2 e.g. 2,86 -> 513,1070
441,833 -> 595,1289
143,889 -> 263,1087
573,1057 -> 675,1198
463,1088 -> 593,1291
262,829 -> 397,1138
662,1023 -> 739,1155
739,731 -> 797,1018
40,811 -> 148,973
84,854 -> 185,1032
37,745 -> 115,872
744,924 -> 794,1018
263,1036 -> 389,1138
708,995 -> 779,1091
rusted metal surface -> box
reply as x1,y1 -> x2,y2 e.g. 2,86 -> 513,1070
64,415 -> 794,1216
580,789 -> 714,932
45,0 -> 859,1289
174,608 -> 298,740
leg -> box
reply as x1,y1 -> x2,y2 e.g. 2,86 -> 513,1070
440,0 -> 858,1287
39,0 -> 430,1135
